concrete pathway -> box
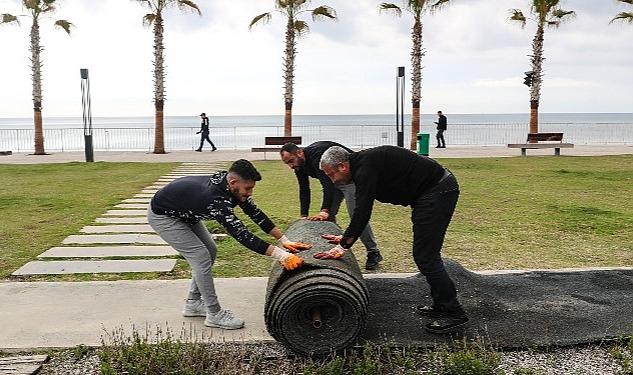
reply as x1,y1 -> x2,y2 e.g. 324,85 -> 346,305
11,163 -> 222,276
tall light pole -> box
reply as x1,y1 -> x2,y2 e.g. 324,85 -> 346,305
80,69 -> 94,162
395,66 -> 405,147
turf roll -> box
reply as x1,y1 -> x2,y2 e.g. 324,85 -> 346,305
265,220 -> 369,356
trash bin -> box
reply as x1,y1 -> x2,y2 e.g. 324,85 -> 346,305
417,133 -> 429,156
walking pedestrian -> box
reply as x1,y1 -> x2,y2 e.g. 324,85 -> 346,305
195,112 -> 217,152
434,111 -> 447,148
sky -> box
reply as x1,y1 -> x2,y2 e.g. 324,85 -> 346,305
0,0 -> 631,117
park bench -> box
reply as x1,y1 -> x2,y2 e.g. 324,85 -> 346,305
0,151 -> 12,156
251,136 -> 302,159
507,132 -> 574,156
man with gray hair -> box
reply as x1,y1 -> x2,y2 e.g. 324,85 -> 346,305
316,145 -> 467,334
148,159 -> 310,330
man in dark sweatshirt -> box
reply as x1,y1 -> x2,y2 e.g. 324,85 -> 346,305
315,145 -> 467,334
279,141 -> 383,270
148,159 -> 309,330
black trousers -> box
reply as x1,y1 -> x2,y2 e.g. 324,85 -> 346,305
411,170 -> 463,314
436,129 -> 445,147
198,132 -> 216,150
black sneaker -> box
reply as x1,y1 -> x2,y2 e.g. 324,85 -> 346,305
365,251 -> 383,270
425,314 -> 469,334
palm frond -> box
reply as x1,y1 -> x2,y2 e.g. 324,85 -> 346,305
611,11 -> 633,23
311,6 -> 336,21
249,12 -> 271,29
508,8 -> 527,28
54,19 -> 73,34
177,0 -> 201,15
294,19 -> 310,36
379,3 -> 402,16
1,13 -> 19,25
143,13 -> 157,26
430,0 -> 451,12
551,9 -> 575,19
616,0 -> 633,5
42,2 -> 56,13
43,0 -> 56,4
23,0 -> 39,11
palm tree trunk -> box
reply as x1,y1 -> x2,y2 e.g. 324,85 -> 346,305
283,17 -> 296,137
30,19 -> 45,155
529,23 -> 545,137
410,16 -> 423,150
153,13 -> 166,154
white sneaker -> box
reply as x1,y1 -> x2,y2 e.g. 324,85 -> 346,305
182,299 -> 207,317
204,309 -> 244,330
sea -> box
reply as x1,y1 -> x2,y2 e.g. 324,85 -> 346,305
0,113 -> 631,152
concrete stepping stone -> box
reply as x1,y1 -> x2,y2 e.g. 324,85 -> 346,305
12,259 -> 177,275
96,217 -> 148,224
104,210 -> 147,216
81,224 -> 155,233
0,355 -> 48,375
141,189 -> 158,193
115,203 -> 148,209
64,233 -> 226,244
38,246 -> 177,258
122,198 -> 151,203
145,186 -> 165,190
134,193 -> 155,198
64,234 -> 167,245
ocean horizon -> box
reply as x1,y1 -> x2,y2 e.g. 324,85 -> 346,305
1,113 -> 632,130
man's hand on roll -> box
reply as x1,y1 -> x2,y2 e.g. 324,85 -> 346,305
313,245 -> 346,260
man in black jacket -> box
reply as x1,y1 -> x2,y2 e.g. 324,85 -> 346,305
434,111 -> 447,148
148,159 -> 309,329
315,145 -> 467,334
279,141 -> 383,270
195,112 -> 217,152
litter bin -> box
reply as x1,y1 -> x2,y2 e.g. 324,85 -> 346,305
417,133 -> 429,156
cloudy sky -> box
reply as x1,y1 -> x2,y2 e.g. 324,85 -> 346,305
0,0 -> 631,117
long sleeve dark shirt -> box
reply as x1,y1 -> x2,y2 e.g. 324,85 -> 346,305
200,116 -> 210,133
436,115 -> 447,130
340,145 -> 445,248
150,171 -> 275,254
295,141 -> 353,216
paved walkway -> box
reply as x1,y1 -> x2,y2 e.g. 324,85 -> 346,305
0,145 -> 631,164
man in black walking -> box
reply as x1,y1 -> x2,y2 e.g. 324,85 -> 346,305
196,112 -> 217,152
279,141 -> 383,270
316,145 -> 467,334
434,111 -> 447,148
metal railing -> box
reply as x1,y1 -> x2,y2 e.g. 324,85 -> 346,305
1,122 -> 631,152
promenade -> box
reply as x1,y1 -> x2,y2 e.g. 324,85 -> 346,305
1,144 -> 632,164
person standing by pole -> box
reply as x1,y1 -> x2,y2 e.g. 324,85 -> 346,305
434,111 -> 447,148
195,112 -> 217,152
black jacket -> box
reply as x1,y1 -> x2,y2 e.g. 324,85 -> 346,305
340,145 -> 445,248
436,115 -> 447,130
294,141 -> 353,216
151,171 -> 275,254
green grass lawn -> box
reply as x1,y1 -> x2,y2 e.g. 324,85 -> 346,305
0,162 -> 177,279
1,155 -> 632,281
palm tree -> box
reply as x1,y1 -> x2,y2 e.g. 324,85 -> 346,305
379,0 -> 450,150
509,1 -> 575,135
1,1 -> 72,155
133,0 -> 201,154
250,1 -> 337,137
611,0 -> 633,23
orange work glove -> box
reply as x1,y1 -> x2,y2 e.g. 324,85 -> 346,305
307,211 -> 329,221
313,245 -> 346,260
321,234 -> 342,245
280,235 -> 312,253
271,246 -> 304,271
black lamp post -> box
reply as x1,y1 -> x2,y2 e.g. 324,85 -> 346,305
396,66 -> 405,147
80,68 -> 94,162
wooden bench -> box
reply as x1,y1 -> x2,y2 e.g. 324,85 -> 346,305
508,132 -> 574,156
251,136 -> 302,158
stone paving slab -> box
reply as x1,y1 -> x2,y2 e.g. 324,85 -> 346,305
80,225 -> 155,233
122,198 -> 151,203
114,203 -> 149,209
63,233 -> 226,244
144,186 -> 165,190
63,234 -> 167,244
104,209 -> 147,216
134,193 -> 155,198
0,354 -> 48,374
12,259 -> 176,275
96,217 -> 148,224
141,189 -> 159,194
38,246 -> 178,258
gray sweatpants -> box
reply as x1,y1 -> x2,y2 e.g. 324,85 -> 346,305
147,207 -> 221,313
329,183 -> 379,253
